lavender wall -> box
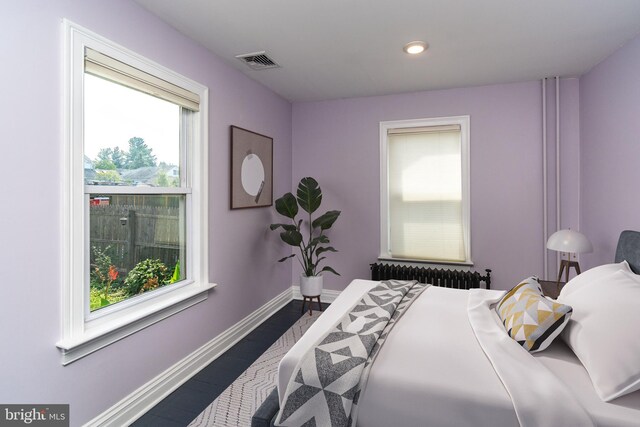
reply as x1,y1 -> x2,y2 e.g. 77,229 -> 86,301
1,1 -> 291,425
580,33 -> 640,269
292,81 -> 580,291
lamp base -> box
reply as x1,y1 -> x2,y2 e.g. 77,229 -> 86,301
557,259 -> 581,288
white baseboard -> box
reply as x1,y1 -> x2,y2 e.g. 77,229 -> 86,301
85,286 -> 293,427
292,286 -> 341,303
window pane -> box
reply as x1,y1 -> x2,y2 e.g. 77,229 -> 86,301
84,73 -> 181,187
89,194 -> 186,312
388,129 -> 465,261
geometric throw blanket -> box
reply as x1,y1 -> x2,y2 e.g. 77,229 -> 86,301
275,280 -> 429,427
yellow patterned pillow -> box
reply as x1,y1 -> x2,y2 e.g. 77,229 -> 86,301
496,277 -> 572,353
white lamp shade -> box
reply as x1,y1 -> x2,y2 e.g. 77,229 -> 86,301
547,229 -> 593,254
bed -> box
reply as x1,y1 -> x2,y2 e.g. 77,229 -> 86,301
255,231 -> 640,426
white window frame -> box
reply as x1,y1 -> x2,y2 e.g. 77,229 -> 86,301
58,20 -> 215,365
379,116 -> 472,266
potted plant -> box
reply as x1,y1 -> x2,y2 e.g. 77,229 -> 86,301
270,177 -> 340,296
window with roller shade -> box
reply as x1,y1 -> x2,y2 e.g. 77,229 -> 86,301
84,49 -> 190,312
59,20 -> 212,364
380,116 -> 471,264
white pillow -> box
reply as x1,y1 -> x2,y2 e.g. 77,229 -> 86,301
558,269 -> 640,401
559,260 -> 631,298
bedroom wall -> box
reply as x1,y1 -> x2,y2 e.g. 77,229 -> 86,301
580,33 -> 640,269
1,1 -> 292,425
291,80 -> 581,291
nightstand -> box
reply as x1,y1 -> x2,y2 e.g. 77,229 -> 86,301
539,280 -> 566,299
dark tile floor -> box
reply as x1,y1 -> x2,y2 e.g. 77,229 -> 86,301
132,299 -> 309,426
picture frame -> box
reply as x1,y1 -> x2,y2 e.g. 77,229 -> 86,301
230,126 -> 273,209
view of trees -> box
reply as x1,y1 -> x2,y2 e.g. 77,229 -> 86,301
125,137 -> 157,168
94,137 -> 157,170
95,169 -> 122,182
89,136 -> 180,187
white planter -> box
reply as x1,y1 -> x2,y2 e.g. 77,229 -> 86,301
300,275 -> 323,297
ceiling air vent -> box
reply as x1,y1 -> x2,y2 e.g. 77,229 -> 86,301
235,51 -> 281,70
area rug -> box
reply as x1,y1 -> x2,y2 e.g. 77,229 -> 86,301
188,311 -> 321,427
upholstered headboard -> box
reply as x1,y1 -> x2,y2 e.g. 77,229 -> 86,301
614,230 -> 640,274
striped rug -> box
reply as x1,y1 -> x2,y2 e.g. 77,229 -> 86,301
188,311 -> 321,427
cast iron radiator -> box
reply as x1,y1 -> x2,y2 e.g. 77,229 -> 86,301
370,263 -> 491,290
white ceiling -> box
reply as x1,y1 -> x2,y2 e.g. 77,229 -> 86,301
134,0 -> 640,102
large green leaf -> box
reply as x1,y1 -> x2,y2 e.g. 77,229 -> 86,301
280,230 -> 303,246
170,261 -> 181,284
275,193 -> 298,219
297,177 -> 322,214
270,223 -> 297,231
319,266 -> 340,276
316,246 -> 338,256
312,210 -> 341,230
309,235 -> 329,246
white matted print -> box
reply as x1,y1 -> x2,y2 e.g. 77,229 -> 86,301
230,126 -> 273,209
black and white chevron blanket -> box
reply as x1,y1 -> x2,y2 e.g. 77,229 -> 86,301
275,280 -> 430,427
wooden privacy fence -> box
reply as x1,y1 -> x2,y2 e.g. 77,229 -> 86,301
90,204 -> 182,273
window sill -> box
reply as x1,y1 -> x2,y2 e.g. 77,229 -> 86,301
56,282 -> 216,365
377,256 -> 474,269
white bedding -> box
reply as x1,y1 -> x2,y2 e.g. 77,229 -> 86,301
535,343 -> 640,427
278,279 -> 640,426
467,289 -> 592,426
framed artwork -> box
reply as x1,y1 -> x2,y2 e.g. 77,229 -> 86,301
230,126 -> 273,209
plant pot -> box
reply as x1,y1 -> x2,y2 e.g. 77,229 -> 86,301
300,275 -> 323,297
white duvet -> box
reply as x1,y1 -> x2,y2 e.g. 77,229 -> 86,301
278,280 -> 640,426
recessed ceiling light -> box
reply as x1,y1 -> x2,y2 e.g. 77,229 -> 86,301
403,41 -> 428,55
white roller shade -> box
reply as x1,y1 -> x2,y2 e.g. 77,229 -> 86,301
387,127 -> 466,261
85,48 -> 199,111
387,124 -> 460,135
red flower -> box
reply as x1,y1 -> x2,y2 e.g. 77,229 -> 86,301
108,265 -> 119,281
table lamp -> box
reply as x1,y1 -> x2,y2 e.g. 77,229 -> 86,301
547,229 -> 593,285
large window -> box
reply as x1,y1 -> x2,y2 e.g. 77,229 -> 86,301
380,116 -> 471,264
59,21 -> 212,364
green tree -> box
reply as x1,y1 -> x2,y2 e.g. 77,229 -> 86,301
155,170 -> 169,187
96,170 -> 122,183
94,148 -> 116,170
94,158 -> 116,170
111,147 -> 126,168
93,146 -> 128,169
125,137 -> 156,169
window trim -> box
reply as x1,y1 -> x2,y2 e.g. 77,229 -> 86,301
58,20 -> 214,365
379,116 -> 471,264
